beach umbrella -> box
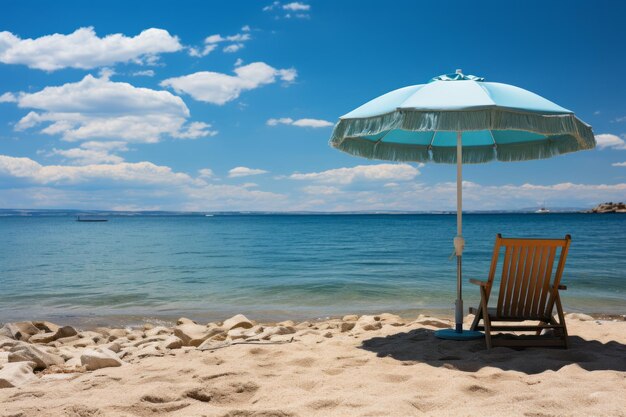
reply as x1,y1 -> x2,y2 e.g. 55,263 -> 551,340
329,70 -> 595,339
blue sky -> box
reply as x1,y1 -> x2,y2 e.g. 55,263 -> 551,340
0,0 -> 624,211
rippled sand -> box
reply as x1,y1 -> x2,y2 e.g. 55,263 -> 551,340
1,313 -> 625,417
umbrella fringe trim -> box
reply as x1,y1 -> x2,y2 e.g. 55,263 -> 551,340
330,109 -> 595,164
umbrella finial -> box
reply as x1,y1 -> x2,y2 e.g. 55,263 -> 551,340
456,69 -> 463,74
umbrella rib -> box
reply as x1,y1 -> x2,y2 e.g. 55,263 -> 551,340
428,131 -> 438,150
489,130 -> 497,148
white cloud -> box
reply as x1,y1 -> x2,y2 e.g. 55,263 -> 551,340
301,185 -> 342,195
263,1 -> 280,11
223,43 -> 244,53
49,141 -> 129,165
49,147 -> 124,165
267,117 -> 333,128
131,70 -> 155,77
0,27 -> 182,71
198,168 -> 215,178
0,92 -> 17,103
161,62 -> 297,105
612,162 -> 626,167
263,1 -> 310,18
283,2 -> 310,11
11,74 -> 216,143
228,166 -> 269,178
189,30 -> 251,57
595,134 -> 626,150
0,155 -> 193,185
289,164 -> 420,185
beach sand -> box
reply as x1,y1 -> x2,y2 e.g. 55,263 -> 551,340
1,313 -> 625,417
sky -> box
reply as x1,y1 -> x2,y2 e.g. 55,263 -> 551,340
0,0 -> 625,212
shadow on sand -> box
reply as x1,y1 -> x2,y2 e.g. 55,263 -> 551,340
360,328 -> 626,375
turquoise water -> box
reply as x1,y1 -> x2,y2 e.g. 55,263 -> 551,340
0,214 -> 624,326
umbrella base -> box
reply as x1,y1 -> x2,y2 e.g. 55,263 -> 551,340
435,328 -> 484,341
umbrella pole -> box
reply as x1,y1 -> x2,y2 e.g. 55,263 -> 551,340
434,131 -> 483,341
454,131 -> 464,333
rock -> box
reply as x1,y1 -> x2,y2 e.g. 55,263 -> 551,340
145,326 -> 171,337
32,321 -> 61,333
356,315 -> 382,331
0,352 -> 9,365
28,332 -> 57,344
161,336 -> 183,350
566,313 -> 594,321
176,317 -> 196,325
64,357 -> 82,368
342,315 -> 359,322
0,362 -> 37,388
102,342 -> 121,353
56,335 -> 80,345
1,322 -> 40,341
135,343 -> 163,358
377,313 -> 404,326
295,321 -> 312,329
107,329 -> 128,339
133,336 -> 168,348
413,317 -> 450,329
29,326 -> 78,344
174,323 -> 224,347
277,320 -> 295,327
80,348 -> 123,370
227,327 -> 260,340
142,323 -> 154,331
323,332 -> 333,338
222,314 -> 253,330
340,322 -> 356,332
587,202 -> 626,214
8,344 -> 64,370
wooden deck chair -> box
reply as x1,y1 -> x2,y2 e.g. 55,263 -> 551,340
469,234 -> 571,349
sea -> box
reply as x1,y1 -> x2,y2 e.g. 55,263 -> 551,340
0,213 -> 624,327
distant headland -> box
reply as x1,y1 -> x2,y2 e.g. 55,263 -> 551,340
585,202 -> 626,213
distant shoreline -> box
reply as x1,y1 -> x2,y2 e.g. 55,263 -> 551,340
1,209 -> 623,217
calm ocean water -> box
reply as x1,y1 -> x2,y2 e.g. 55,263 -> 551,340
0,214 -> 624,326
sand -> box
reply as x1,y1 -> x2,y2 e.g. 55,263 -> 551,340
1,313 -> 625,417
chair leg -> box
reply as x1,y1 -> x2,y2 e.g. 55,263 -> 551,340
470,305 -> 482,331
536,322 -> 545,336
555,294 -> 569,349
480,287 -> 492,349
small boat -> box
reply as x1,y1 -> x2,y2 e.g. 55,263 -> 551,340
76,216 -> 108,222
535,207 -> 550,214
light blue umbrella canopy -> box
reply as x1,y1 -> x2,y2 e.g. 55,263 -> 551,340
330,72 -> 595,164
329,71 -> 595,339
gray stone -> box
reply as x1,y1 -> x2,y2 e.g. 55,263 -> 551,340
8,344 -> 64,370
161,336 -> 183,349
222,314 -> 253,330
0,362 -> 37,388
340,322 -> 356,332
1,322 -> 40,341
174,323 -> 224,347
80,348 -> 123,370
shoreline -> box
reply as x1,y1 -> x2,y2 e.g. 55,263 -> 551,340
2,312 -> 626,416
2,309 -> 625,331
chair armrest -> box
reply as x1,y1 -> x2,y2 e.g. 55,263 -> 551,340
469,279 -> 488,287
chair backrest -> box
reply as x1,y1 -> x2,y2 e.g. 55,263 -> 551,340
486,234 -> 571,320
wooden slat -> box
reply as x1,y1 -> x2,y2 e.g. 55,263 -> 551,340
510,246 -> 528,317
525,245 -> 543,317
516,245 -> 535,317
485,235 -> 501,299
502,245 -> 520,317
496,244 -> 512,317
537,246 -> 557,317
499,238 -> 567,247
530,246 -> 548,317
